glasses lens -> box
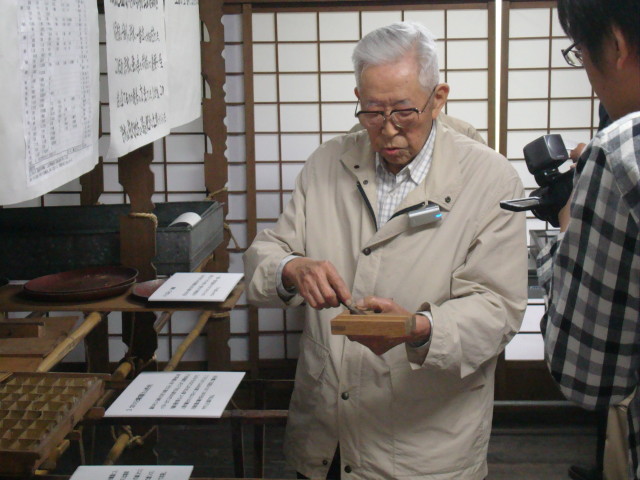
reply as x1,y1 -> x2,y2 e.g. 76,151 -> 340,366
358,113 -> 382,128
390,110 -> 418,128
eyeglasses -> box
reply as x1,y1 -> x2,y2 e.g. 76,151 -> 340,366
355,87 -> 437,130
561,42 -> 583,67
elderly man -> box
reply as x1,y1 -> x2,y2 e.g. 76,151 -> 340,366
244,22 -> 527,479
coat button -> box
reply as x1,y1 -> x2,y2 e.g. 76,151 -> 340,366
341,392 -> 349,400
322,459 -> 328,466
344,465 -> 352,473
445,196 -> 451,203
363,179 -> 369,185
354,165 -> 360,169
362,247 -> 371,256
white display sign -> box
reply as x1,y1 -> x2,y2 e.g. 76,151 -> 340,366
105,371 -> 245,418
148,273 -> 243,302
70,465 -> 193,480
104,0 -> 170,159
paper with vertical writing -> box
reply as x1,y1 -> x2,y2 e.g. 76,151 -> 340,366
104,0 -> 170,159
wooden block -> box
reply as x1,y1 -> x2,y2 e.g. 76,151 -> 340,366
0,320 -> 44,338
331,312 -> 413,337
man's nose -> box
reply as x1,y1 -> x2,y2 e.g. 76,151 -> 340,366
380,117 -> 400,136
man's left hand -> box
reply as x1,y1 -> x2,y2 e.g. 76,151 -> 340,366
347,296 -> 431,356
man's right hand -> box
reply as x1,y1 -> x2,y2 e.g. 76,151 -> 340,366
282,257 -> 351,309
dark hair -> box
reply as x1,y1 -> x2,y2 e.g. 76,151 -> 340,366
557,0 -> 640,68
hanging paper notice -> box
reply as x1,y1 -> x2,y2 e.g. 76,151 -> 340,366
165,0 -> 201,128
104,371 -> 245,418
148,272 -> 243,302
104,0 -> 170,159
0,0 -> 99,206
70,465 -> 193,480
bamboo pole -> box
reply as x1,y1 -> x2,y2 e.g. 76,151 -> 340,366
164,311 -> 215,372
36,312 -> 104,373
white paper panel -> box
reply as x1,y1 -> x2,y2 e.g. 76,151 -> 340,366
507,101 -> 548,129
510,159 -> 536,189
170,311 -> 200,334
227,193 -> 247,220
550,70 -> 592,98
278,44 -> 318,72
103,163 -> 121,191
259,334 -> 285,359
505,333 -> 544,361
166,135 -> 204,163
320,43 -> 358,72
224,75 -> 244,103
254,105 -> 278,132
361,11 -> 402,36
223,44 -> 243,73
508,71 -> 549,99
509,8 -> 550,38
277,13 -> 317,41
286,306 -> 306,331
509,39 -> 549,69
225,105 -> 245,133
281,134 -> 320,161
253,44 -> 277,73
255,134 -> 280,161
228,222 -> 247,249
321,74 -> 355,102
229,252 -> 245,274
226,134 -> 246,163
166,164 -> 205,191
446,101 -> 488,129
44,194 -> 81,206
222,14 -> 242,42
550,99 -> 592,129
228,164 -> 247,191
255,163 -> 281,190
171,116 -> 203,134
447,71 -> 488,100
253,13 -> 275,42
322,104 -> 358,132
257,192 -> 281,218
230,337 -> 249,362
447,10 -> 488,38
520,305 -> 545,333
253,74 -> 277,103
282,163 -> 303,190
447,40 -> 488,69
551,39 -> 573,68
231,308 -> 249,334
319,12 -> 360,41
506,130 -> 547,159
404,10 -> 445,39
259,308 -> 284,331
279,105 -> 320,132
279,74 -> 319,102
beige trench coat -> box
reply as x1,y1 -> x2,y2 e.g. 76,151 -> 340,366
244,121 -> 528,479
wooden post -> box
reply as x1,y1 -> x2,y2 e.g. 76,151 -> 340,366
201,0 -> 232,371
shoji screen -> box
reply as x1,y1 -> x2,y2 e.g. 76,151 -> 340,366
500,2 -> 598,362
224,3 -> 496,370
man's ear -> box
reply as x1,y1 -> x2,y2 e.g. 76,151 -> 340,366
354,87 -> 360,100
612,26 -> 632,70
431,83 -> 450,119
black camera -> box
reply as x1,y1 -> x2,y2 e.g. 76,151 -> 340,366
500,134 -> 574,227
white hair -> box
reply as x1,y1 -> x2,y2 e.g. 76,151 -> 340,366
352,21 -> 440,92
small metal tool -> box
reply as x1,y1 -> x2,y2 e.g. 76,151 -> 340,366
340,300 -> 367,315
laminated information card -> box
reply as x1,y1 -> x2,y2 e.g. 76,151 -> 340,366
70,466 -> 193,480
104,371 -> 245,418
148,272 -> 243,302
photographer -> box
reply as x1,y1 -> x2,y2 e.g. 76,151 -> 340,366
536,0 -> 640,478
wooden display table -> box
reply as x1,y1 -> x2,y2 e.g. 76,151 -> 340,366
0,283 -> 244,372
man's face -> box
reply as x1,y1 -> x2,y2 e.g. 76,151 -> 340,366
355,55 -> 446,174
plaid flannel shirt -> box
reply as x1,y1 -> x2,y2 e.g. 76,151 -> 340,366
537,111 -> 640,478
